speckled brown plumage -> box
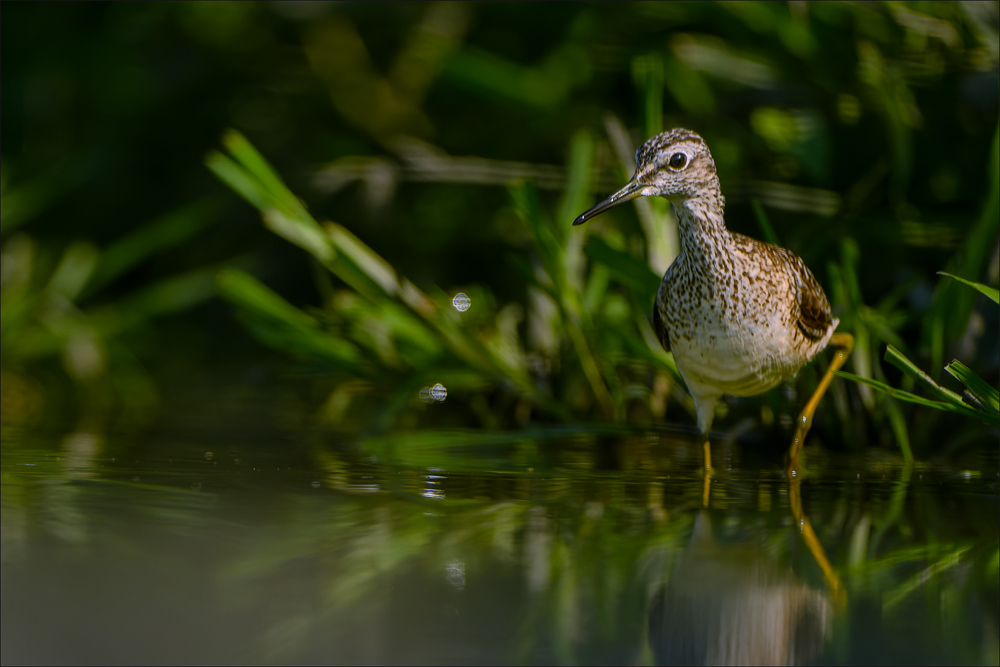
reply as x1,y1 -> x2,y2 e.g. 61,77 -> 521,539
574,128 -> 839,440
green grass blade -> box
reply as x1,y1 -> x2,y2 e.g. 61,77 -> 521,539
836,370 -> 997,425
0,165 -> 89,239
263,209 -> 335,263
216,268 -> 362,370
884,345 -> 967,407
218,268 -> 320,331
751,199 -> 781,246
97,268 -> 221,336
205,150 -> 269,210
46,242 -> 99,301
558,129 -> 595,234
509,181 -> 564,293
209,140 -> 335,265
883,395 -> 914,463
937,272 -> 999,304
632,53 -> 663,139
84,198 -> 224,297
944,359 -> 999,415
208,131 -> 571,419
882,545 -> 972,611
583,236 -> 660,308
221,130 -> 306,217
327,223 -> 400,295
835,371 -> 950,410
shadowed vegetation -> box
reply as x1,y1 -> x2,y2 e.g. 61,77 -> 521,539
1,4 -> 998,665
4,2 -> 996,458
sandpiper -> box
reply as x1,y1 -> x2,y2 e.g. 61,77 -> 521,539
574,128 -> 852,475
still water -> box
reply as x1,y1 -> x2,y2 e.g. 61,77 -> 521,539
2,421 -> 997,665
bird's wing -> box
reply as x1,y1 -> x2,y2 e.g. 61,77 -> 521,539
785,251 -> 833,341
652,300 -> 670,353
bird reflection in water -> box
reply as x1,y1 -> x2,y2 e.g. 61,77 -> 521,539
649,480 -> 841,666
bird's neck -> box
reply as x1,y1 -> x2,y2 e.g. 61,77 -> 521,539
673,193 -> 729,266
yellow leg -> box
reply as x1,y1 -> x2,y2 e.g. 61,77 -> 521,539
702,439 -> 713,507
787,333 -> 854,475
789,476 -> 846,607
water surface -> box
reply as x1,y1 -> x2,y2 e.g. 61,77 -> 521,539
2,422 -> 997,665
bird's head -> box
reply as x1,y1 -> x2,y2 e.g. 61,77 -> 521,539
573,128 -> 720,226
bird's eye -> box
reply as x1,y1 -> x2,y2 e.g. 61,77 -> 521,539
668,152 -> 688,170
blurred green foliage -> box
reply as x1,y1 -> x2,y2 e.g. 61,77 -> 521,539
2,2 -> 998,455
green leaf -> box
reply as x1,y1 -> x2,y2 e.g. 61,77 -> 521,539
937,272 -> 999,304
836,371 -> 955,411
216,268 -> 362,370
945,359 -> 999,415
263,209 -> 334,264
884,345 -> 967,407
221,130 -> 306,217
836,370 -> 997,425
205,150 -> 268,210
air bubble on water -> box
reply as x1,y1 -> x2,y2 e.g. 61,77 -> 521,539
452,293 -> 471,312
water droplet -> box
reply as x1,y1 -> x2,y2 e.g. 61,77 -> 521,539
452,293 -> 471,312
311,480 -> 321,488
421,383 -> 448,403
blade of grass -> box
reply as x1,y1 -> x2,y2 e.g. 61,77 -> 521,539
222,130 -> 307,217
751,199 -> 781,246
216,268 -> 363,370
511,179 -> 614,417
205,150 -> 269,210
209,134 -> 571,419
944,360 -> 999,414
937,272 -> 999,304
84,198 -> 224,297
836,370 -> 996,425
873,357 -> 914,462
583,236 -> 660,308
882,545 -> 972,611
884,345 -> 969,407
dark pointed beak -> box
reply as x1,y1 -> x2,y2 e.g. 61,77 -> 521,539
572,178 -> 645,226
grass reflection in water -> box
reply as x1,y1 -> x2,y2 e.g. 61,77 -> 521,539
2,424 -> 997,665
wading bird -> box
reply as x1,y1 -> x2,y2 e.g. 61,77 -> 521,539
574,129 -> 852,477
